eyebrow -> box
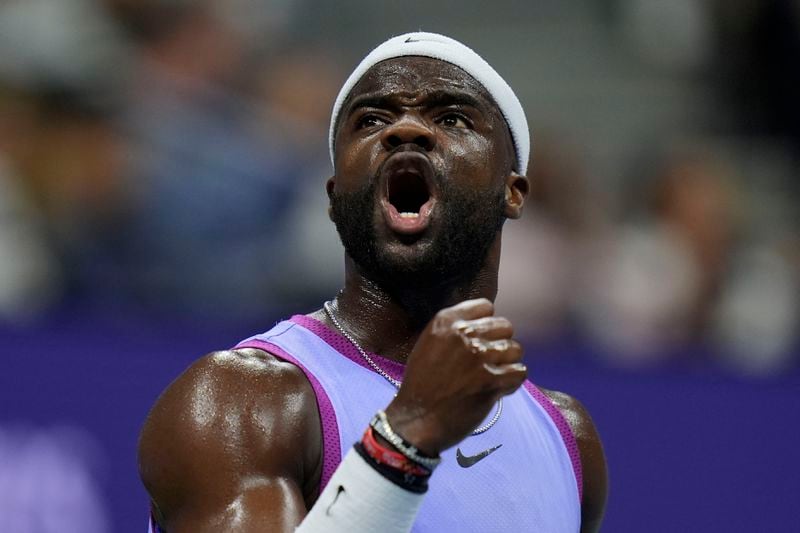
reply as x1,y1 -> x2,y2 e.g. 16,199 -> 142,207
344,89 -> 490,117
425,90 -> 487,110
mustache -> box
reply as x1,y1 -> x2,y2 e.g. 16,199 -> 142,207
374,145 -> 445,189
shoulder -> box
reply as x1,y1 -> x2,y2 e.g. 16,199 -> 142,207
540,388 -> 608,533
539,388 -> 602,457
138,348 -> 322,524
140,348 -> 320,450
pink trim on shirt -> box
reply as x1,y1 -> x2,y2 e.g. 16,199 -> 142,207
290,314 -> 406,383
235,338 -> 341,490
523,381 -> 583,502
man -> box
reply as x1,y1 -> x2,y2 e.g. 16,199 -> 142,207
139,32 -> 607,532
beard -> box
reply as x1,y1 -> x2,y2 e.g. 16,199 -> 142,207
330,174 -> 506,301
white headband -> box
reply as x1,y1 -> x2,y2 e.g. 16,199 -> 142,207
328,32 -> 530,173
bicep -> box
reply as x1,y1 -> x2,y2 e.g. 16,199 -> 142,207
167,476 -> 307,533
139,351 -> 321,533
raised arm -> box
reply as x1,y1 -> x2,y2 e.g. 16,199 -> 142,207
138,348 -> 322,532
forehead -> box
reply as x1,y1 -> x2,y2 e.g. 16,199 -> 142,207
342,56 -> 498,114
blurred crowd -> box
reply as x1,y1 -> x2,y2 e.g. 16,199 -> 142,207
0,0 -> 798,376
0,0 -> 346,322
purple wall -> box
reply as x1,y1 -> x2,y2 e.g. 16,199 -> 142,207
534,358 -> 799,532
1,310 -> 797,532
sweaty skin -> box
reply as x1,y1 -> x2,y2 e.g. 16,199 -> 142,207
139,56 -> 608,532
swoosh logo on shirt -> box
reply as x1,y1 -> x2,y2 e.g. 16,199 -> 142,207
456,444 -> 503,468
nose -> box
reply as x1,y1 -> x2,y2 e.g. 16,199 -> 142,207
380,115 -> 436,152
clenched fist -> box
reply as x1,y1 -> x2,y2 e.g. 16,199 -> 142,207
384,298 -> 527,456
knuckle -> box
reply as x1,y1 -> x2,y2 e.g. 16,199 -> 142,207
503,368 -> 527,388
462,298 -> 493,314
436,306 -> 455,320
479,298 -> 495,313
431,313 -> 455,335
492,339 -> 512,351
512,346 -> 523,360
450,318 -> 471,336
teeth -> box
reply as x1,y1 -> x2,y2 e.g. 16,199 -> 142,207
399,212 -> 419,218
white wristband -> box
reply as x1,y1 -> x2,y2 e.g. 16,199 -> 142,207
295,448 -> 426,533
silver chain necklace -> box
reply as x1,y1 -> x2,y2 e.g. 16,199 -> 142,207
323,300 -> 503,436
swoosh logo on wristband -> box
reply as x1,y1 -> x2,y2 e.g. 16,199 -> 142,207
456,444 -> 502,468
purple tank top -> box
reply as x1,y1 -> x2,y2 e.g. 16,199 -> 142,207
149,315 -> 582,532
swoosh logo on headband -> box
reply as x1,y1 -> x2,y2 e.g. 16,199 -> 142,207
456,444 -> 502,468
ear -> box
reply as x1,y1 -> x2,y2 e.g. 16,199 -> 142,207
326,176 -> 336,220
503,172 -> 529,219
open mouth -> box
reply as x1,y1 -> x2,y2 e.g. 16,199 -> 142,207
380,151 -> 437,235
388,171 -> 431,217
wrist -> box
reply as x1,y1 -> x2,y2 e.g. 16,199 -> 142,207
356,422 -> 433,494
384,404 -> 441,457
371,410 -> 442,472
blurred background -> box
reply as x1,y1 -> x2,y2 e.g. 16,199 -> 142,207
0,0 -> 798,531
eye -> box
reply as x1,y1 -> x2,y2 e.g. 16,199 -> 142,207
437,113 -> 471,129
357,114 -> 387,129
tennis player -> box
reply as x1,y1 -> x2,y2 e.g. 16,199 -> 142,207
139,32 -> 607,532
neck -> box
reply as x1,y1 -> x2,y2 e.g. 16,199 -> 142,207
318,237 -> 501,363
